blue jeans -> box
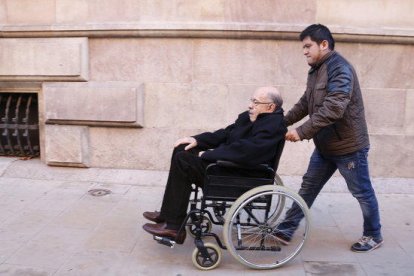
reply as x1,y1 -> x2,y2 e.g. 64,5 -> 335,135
279,147 -> 382,239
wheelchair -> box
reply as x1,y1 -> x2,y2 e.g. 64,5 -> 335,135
153,144 -> 311,270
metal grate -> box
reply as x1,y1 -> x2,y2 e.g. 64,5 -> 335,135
0,93 -> 40,157
88,189 -> 112,197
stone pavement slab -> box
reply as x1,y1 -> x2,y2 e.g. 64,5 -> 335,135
0,158 -> 413,275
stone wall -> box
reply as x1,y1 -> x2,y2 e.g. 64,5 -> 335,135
0,0 -> 413,178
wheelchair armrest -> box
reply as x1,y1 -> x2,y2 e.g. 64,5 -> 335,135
207,160 -> 274,174
203,160 -> 275,200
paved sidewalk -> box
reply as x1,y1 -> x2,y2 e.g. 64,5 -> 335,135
0,157 -> 413,275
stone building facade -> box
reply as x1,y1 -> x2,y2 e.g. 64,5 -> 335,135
0,0 -> 413,178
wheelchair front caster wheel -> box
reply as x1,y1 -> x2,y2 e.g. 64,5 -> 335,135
187,215 -> 212,238
191,242 -> 222,270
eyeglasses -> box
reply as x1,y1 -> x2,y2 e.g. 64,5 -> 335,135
250,99 -> 274,106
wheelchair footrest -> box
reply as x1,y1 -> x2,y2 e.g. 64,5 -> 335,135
154,236 -> 176,248
236,245 -> 281,251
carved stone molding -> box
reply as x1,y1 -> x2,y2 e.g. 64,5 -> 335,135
0,37 -> 88,81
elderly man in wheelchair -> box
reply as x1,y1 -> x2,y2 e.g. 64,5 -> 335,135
142,86 -> 311,270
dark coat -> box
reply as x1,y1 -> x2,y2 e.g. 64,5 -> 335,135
193,109 -> 286,167
285,51 -> 369,156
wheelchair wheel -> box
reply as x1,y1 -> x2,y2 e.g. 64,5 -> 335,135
236,175 -> 286,231
223,185 -> 311,269
191,242 -> 222,270
187,215 -> 212,238
267,174 -> 285,222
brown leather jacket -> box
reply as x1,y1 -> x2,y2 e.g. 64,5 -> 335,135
285,51 -> 369,156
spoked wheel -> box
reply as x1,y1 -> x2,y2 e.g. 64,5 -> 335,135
191,242 -> 222,270
187,215 -> 212,238
223,185 -> 311,269
267,174 -> 286,223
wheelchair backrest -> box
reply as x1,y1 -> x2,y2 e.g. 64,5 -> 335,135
272,138 -> 285,172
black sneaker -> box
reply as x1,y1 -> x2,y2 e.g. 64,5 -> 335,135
273,231 -> 291,246
351,236 -> 383,253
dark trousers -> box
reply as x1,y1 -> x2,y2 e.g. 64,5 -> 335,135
278,147 -> 382,239
160,144 -> 210,226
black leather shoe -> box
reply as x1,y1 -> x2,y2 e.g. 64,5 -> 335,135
143,211 -> 165,223
143,222 -> 186,244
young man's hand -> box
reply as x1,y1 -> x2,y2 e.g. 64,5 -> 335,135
285,129 -> 301,142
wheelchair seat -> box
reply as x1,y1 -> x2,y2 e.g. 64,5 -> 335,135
203,160 -> 275,201
203,138 -> 285,201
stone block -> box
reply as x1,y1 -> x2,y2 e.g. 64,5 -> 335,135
0,38 -> 88,82
88,127 -> 180,170
226,85 -> 258,122
274,41 -> 309,86
43,82 -> 144,127
337,43 -> 414,89
278,141 -> 315,176
89,38 -> 192,83
6,0 -> 55,24
192,39 -> 308,86
406,90 -> 414,135
144,83 -> 230,130
369,134 -> 414,178
316,0 -> 413,29
0,0 -> 6,24
224,0 -> 315,23
193,39 -> 278,84
87,0 -> 141,22
363,88 -> 406,134
56,0 -> 88,23
172,0 -> 225,21
280,134 -> 414,179
89,0 -> 225,22
278,85 -> 308,109
85,0 -> 315,23
113,0 -> 315,23
45,125 -> 89,167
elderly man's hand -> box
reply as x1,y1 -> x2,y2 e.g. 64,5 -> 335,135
174,137 -> 198,150
285,129 -> 301,142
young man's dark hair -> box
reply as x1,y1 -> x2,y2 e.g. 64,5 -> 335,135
299,24 -> 335,50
